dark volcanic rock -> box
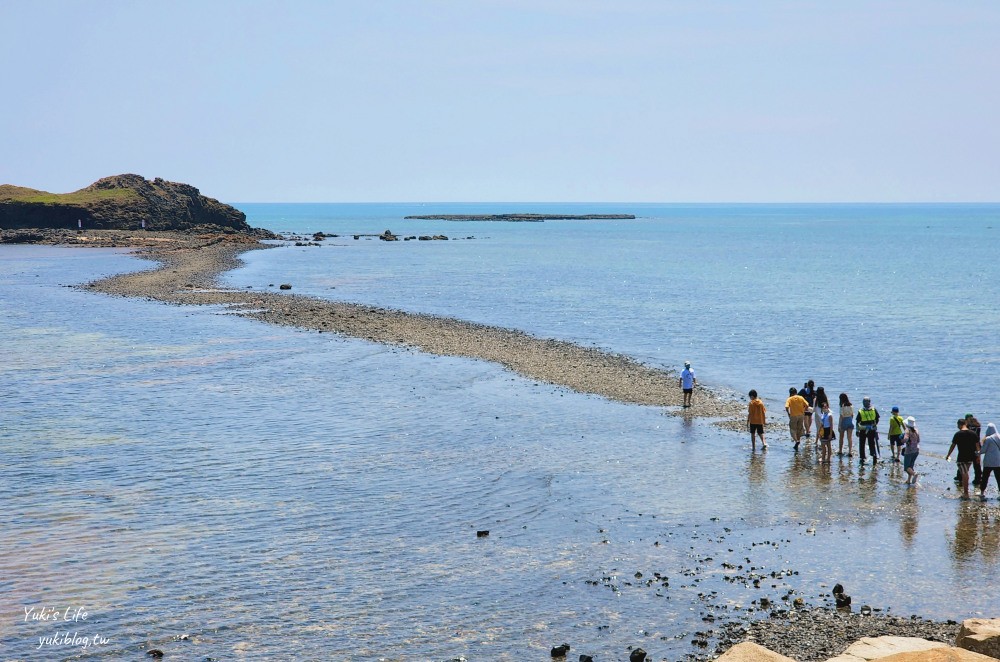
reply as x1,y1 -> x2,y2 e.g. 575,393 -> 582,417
0,174 -> 258,233
404,213 -> 636,222
550,642 -> 570,657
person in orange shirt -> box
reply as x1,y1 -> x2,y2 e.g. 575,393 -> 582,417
747,389 -> 767,451
785,387 -> 810,450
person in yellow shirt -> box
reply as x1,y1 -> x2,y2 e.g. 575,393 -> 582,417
747,389 -> 767,451
785,387 -> 810,450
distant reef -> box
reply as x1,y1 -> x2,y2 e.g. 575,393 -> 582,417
403,213 -> 636,222
0,174 -> 264,234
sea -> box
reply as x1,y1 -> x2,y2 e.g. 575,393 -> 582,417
2,203 -> 999,661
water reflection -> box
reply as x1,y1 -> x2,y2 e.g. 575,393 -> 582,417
950,502 -> 1000,567
898,486 -> 919,547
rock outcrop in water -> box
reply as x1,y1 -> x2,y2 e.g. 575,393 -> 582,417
0,174 -> 257,233
403,213 -> 636,222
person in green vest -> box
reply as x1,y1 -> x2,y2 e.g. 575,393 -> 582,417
855,397 -> 880,466
887,406 -> 906,463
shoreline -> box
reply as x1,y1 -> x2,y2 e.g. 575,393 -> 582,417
69,231 -> 745,424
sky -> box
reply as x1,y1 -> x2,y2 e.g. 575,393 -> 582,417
2,1 -> 998,202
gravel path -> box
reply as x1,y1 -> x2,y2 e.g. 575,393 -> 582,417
82,234 -> 746,423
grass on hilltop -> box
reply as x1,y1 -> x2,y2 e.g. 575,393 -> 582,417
0,185 -> 138,205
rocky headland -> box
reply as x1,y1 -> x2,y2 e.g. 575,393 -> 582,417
0,174 -> 273,236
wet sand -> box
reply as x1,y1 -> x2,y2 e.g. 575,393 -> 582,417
79,232 -> 746,424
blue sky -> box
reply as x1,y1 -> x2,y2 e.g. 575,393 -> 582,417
2,1 -> 998,202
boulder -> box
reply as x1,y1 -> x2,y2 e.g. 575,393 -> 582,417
873,647 -> 999,661
825,636 -> 948,661
956,618 -> 1000,659
550,643 -> 570,657
717,641 -> 796,661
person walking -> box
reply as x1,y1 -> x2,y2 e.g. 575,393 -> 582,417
946,418 -> 980,499
855,397 -> 880,466
679,361 -> 696,408
818,402 -> 835,463
902,416 -> 920,485
978,422 -> 1000,500
838,393 -> 855,457
813,387 -> 830,448
785,387 -> 810,450
798,380 -> 816,439
965,413 -> 983,488
747,389 -> 767,451
887,406 -> 906,462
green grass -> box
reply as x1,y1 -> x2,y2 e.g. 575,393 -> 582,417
0,185 -> 138,205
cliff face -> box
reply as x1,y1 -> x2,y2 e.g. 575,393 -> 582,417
0,174 -> 253,232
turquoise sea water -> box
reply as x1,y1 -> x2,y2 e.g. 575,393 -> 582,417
3,204 -> 1000,661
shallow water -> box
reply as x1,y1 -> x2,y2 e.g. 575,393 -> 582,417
232,203 -> 1000,451
3,242 -> 1000,660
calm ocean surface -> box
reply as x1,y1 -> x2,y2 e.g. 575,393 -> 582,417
3,204 -> 1000,660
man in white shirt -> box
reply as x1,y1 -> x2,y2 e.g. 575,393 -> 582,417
679,361 -> 696,408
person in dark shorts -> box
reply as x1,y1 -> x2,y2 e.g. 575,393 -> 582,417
946,418 -> 980,499
798,380 -> 816,438
818,402 -> 835,463
813,386 -> 830,448
747,389 -> 767,451
979,423 -> 1000,500
887,406 -> 906,462
679,361 -> 696,408
966,414 -> 983,486
855,397 -> 880,466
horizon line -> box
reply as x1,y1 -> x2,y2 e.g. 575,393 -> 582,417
228,200 -> 1000,206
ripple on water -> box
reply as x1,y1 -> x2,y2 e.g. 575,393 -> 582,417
3,247 -> 1000,660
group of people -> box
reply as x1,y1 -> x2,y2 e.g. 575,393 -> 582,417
739,378 -> 1000,500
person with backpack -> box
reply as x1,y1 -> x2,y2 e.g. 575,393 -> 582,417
798,380 -> 816,439
887,406 -> 906,462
